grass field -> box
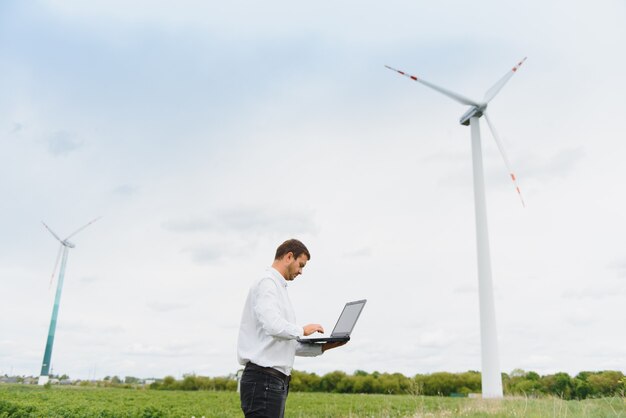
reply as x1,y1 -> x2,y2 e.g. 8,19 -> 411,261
1,385 -> 625,417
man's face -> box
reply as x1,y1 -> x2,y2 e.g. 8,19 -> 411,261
285,253 -> 308,281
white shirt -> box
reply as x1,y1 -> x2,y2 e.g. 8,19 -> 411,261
237,267 -> 322,375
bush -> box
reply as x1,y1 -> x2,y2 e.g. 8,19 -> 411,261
138,369 -> 626,398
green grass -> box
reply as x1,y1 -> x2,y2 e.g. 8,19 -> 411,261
1,385 -> 624,417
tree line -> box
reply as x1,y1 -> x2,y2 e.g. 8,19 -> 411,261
145,369 -> 625,399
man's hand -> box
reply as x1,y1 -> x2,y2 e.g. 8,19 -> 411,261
303,324 -> 324,336
322,341 -> 347,352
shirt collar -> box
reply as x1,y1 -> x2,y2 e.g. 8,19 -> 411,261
268,267 -> 289,288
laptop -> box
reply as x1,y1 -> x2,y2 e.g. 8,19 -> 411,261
297,299 -> 367,344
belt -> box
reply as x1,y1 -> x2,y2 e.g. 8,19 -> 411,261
245,362 -> 291,383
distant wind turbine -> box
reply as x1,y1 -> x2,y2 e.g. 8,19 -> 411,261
38,217 -> 101,385
385,58 -> 527,398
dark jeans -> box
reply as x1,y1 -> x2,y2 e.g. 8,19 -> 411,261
240,366 -> 290,418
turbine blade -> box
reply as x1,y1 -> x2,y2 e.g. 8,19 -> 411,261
385,65 -> 480,107
64,216 -> 102,241
483,112 -> 525,207
49,244 -> 63,290
483,57 -> 527,104
42,221 -> 63,243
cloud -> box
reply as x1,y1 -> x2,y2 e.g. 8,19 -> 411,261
562,286 -> 625,300
2,0 -> 625,380
112,185 -> 139,197
420,150 -> 468,165
124,343 -> 175,356
162,219 -> 214,233
426,144 -> 585,191
564,310 -> 596,327
9,123 -> 23,134
0,340 -> 18,354
417,329 -> 456,349
608,259 -> 626,278
453,284 -> 477,294
519,355 -> 554,370
162,207 -> 317,236
218,208 -> 316,235
522,147 -> 585,181
146,300 -> 189,313
47,131 -> 83,156
343,247 -> 372,258
78,276 -> 100,284
183,247 -> 224,264
59,320 -> 124,335
168,208 -> 318,264
182,240 -> 258,264
124,341 -> 196,357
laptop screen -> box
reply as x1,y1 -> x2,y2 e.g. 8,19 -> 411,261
331,300 -> 367,337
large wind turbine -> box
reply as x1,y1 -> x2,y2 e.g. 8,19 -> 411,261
386,58 -> 526,398
38,217 -> 101,385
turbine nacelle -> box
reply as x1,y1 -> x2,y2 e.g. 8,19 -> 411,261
460,104 -> 487,126
63,240 -> 76,248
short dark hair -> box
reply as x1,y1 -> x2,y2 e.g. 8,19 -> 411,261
274,239 -> 311,261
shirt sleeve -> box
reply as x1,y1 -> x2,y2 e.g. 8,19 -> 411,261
253,278 -> 303,340
295,342 -> 323,357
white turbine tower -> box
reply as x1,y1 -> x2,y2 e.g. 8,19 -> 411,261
386,58 -> 527,398
38,217 -> 101,385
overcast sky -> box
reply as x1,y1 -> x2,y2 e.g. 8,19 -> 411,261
1,0 -> 625,380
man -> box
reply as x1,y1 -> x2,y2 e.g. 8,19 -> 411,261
237,239 -> 345,417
